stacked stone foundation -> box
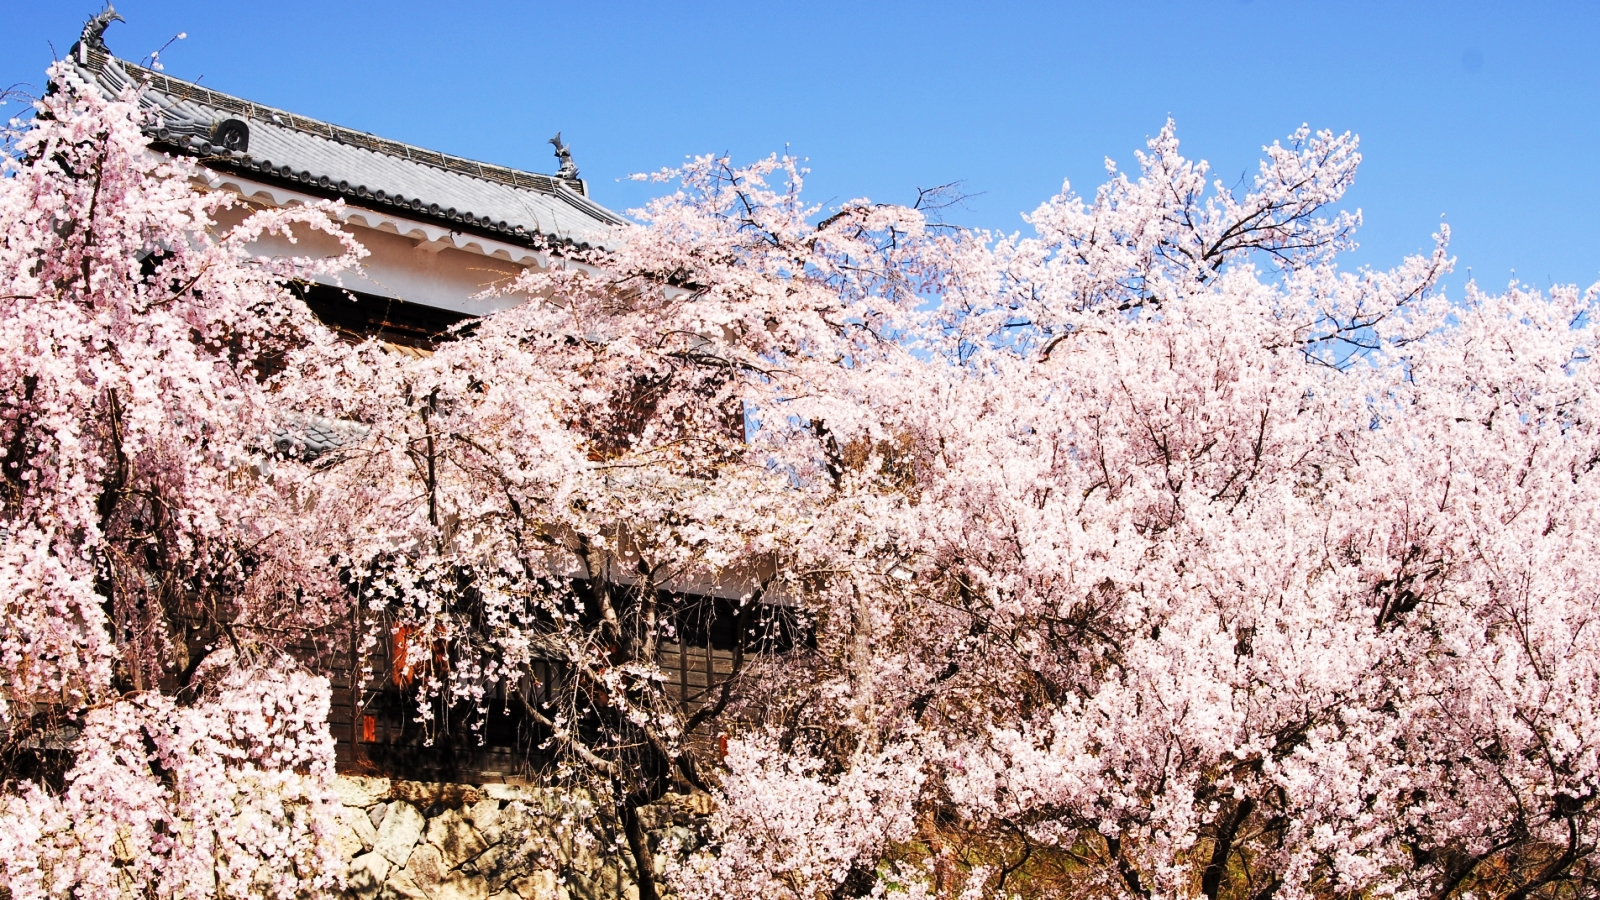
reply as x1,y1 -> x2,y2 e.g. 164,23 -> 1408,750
333,776 -> 712,900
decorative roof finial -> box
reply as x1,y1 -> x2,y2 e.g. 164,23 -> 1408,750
549,132 -> 579,181
77,4 -> 123,63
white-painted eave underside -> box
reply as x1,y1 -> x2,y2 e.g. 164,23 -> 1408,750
210,172 -> 622,316
212,172 -> 554,267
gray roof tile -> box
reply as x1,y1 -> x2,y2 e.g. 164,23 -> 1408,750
61,50 -> 626,250
271,411 -> 370,461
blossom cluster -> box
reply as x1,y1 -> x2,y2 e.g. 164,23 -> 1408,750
0,70 -> 357,898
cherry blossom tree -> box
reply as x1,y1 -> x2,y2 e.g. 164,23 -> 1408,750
286,152 -> 951,900
295,119 -> 1600,900
0,70 -> 360,898
5,47 -> 1598,900
686,125 -> 1600,900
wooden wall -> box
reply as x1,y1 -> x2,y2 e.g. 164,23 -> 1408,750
327,629 -> 750,783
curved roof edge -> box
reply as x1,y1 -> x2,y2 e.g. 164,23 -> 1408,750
58,46 -> 629,252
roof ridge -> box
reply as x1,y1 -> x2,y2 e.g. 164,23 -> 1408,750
82,49 -> 604,207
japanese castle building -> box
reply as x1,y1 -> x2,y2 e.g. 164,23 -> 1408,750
52,12 -> 767,785
59,9 -> 628,349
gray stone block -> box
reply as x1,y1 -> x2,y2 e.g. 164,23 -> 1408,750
435,871 -> 491,900
466,796 -> 503,833
344,805 -> 379,853
482,783 -> 536,803
335,775 -> 393,809
392,780 -> 485,809
428,807 -> 490,869
473,841 -> 539,893
662,825 -> 695,855
337,822 -> 367,862
380,869 -> 432,900
482,801 -> 538,848
374,801 -> 427,867
346,851 -> 392,900
404,842 -> 447,895
509,870 -> 565,900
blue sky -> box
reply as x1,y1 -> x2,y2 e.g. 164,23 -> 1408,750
5,2 -> 1599,294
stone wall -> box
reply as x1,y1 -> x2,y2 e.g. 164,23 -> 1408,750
333,776 -> 711,900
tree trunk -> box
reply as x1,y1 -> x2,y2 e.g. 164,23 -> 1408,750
621,797 -> 660,900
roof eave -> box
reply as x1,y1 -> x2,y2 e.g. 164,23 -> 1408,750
59,48 -> 630,252
174,144 -> 617,253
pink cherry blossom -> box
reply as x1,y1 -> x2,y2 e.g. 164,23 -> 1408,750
5,59 -> 1597,900
0,68 -> 358,898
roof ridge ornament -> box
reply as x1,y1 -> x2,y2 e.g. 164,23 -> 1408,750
549,132 -> 579,181
77,4 -> 123,64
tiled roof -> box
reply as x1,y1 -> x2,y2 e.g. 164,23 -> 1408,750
59,49 -> 627,250
271,411 -> 370,462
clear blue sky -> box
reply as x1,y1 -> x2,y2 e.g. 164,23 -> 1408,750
5,2 -> 1599,294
